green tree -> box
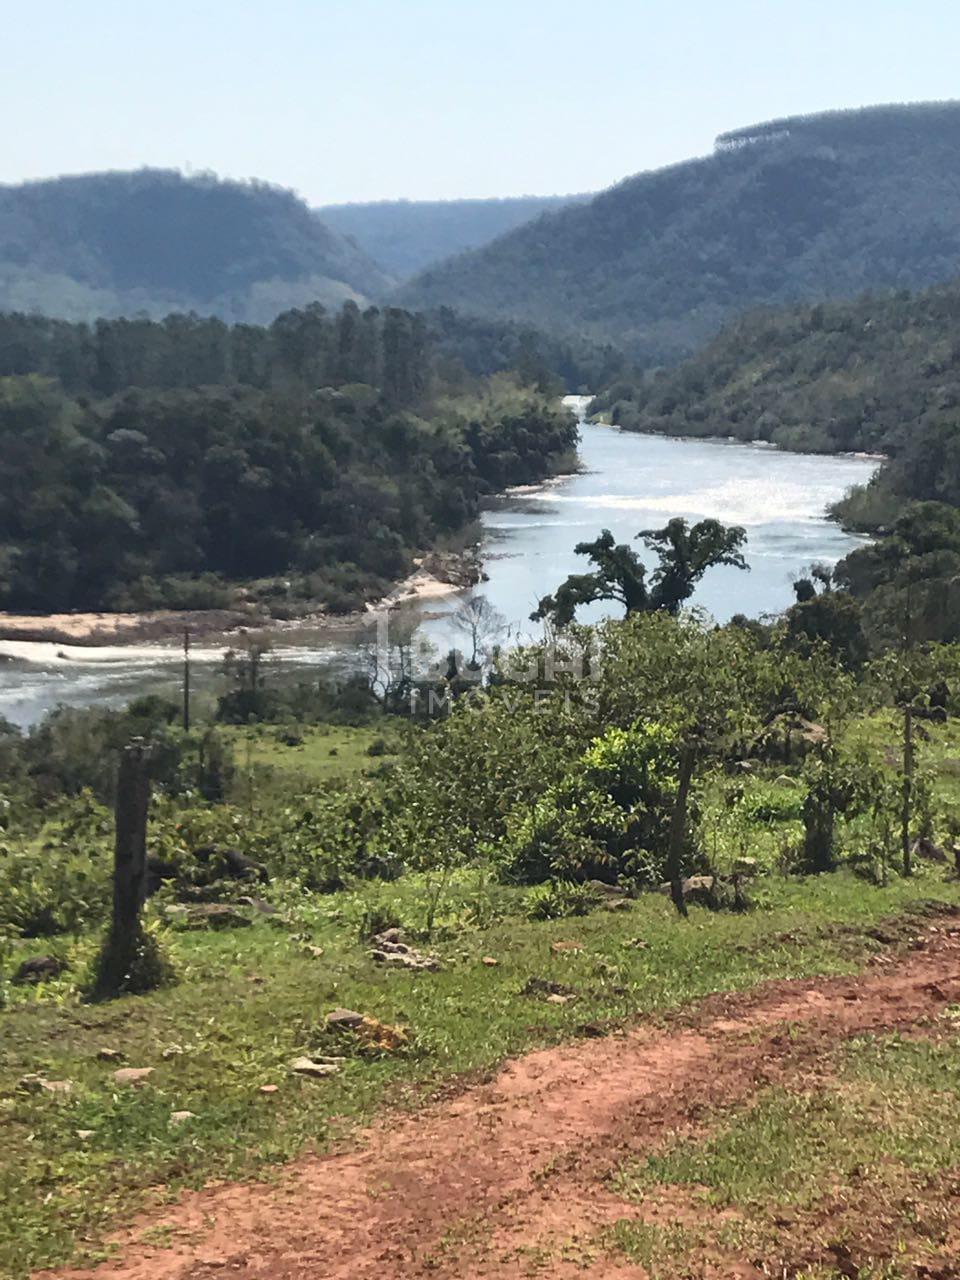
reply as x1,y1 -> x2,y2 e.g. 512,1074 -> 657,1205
532,519 -> 747,626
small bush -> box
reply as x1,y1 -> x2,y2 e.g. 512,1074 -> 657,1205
525,879 -> 598,921
0,834 -> 110,937
84,919 -> 177,1001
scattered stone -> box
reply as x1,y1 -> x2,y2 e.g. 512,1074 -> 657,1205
96,1047 -> 124,1062
237,896 -> 279,914
170,1110 -> 196,1125
259,1084 -> 280,1095
113,1067 -> 154,1087
521,977 -> 576,1001
325,1008 -> 365,1031
551,941 -> 583,954
355,1016 -> 409,1053
481,956 -> 498,967
42,1079 -> 73,1095
161,1044 -> 185,1059
303,945 -> 326,959
18,1074 -> 73,1096
585,880 -> 627,897
913,836 -> 948,864
12,955 -> 68,986
602,899 -> 633,913
16,1074 -> 46,1094
76,1129 -> 95,1140
546,993 -> 573,1005
375,927 -> 404,944
369,933 -> 440,972
624,937 -> 649,950
290,1056 -> 342,1079
166,903 -> 252,930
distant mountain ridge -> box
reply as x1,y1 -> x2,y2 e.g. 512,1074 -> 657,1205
318,194 -> 587,279
398,101 -> 960,364
0,169 -> 394,322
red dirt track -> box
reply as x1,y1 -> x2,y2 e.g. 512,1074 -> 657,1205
47,921 -> 960,1280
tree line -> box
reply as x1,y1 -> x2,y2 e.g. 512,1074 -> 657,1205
0,303 -> 579,614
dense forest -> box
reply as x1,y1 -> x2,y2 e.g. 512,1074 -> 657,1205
399,102 -> 960,364
585,275 -> 960,649
0,170 -> 392,323
0,305 -> 624,398
0,305 -> 578,613
593,281 -> 960,456
319,194 -> 585,279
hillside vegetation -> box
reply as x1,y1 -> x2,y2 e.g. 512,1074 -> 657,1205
399,102 -> 960,364
319,194 -> 585,278
5,604 -> 960,1274
0,170 -> 393,322
594,281 -> 960,457
0,305 -> 577,613
590,277 -> 960,648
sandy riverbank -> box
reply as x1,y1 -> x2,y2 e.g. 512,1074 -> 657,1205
0,556 -> 478,649
0,609 -> 260,648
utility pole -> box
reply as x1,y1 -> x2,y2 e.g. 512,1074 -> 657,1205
183,627 -> 191,732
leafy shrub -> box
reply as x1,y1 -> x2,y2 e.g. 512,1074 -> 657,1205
84,918 -> 177,1000
0,831 -> 111,937
504,722 -> 679,885
739,781 -> 804,824
525,879 -> 597,921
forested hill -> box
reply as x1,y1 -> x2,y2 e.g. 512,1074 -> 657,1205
0,170 -> 393,323
0,304 -> 579,615
399,102 -> 960,365
593,278 -> 960,559
593,281 -> 960,456
318,194 -> 586,279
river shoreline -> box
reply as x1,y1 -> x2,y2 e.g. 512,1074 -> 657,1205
0,554 -> 480,651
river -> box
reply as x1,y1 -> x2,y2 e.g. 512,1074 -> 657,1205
0,401 -> 877,728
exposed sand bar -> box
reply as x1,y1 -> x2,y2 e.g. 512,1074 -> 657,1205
0,609 -> 254,647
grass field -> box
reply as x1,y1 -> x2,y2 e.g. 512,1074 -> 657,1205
3,869 -> 960,1277
608,1031 -> 960,1276
224,721 -> 403,787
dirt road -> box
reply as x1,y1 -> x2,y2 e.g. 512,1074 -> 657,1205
48,919 -> 960,1280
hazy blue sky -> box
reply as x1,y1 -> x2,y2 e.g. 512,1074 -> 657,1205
3,0 -> 958,204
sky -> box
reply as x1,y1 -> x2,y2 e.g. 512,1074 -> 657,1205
3,0 -> 959,206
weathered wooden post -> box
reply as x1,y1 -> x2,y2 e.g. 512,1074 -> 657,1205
114,738 -> 151,936
667,743 -> 697,919
91,738 -> 152,998
901,702 -> 915,878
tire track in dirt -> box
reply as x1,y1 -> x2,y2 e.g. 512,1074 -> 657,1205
44,921 -> 960,1280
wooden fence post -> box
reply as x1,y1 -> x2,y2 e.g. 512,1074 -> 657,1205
667,743 -> 697,919
92,739 -> 152,997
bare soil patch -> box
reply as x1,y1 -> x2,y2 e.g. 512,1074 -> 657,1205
43,920 -> 960,1280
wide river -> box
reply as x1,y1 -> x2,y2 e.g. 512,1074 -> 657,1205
0,401 -> 877,728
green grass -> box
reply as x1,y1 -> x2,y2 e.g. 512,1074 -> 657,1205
2,869 -> 960,1277
610,1027 -> 960,1276
224,721 -> 402,792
